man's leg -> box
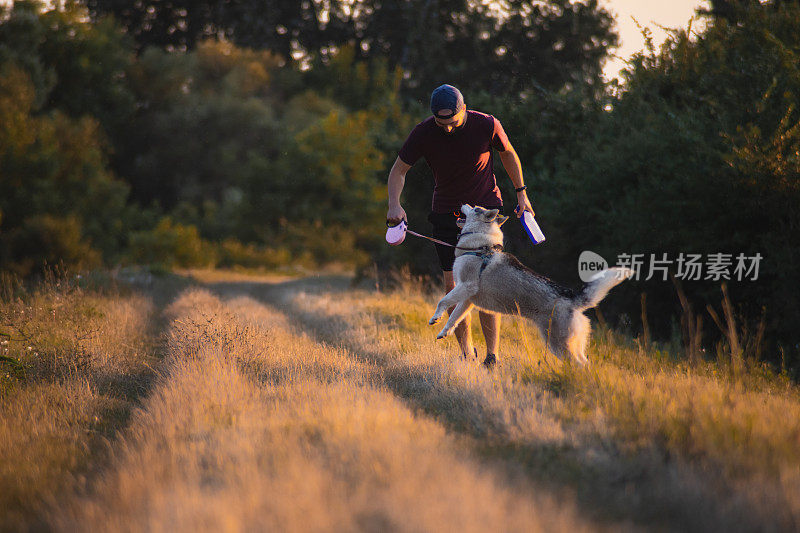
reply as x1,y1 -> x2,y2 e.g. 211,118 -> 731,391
479,311 -> 500,358
444,270 -> 473,358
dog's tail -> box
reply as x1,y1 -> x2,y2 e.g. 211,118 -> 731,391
574,267 -> 633,310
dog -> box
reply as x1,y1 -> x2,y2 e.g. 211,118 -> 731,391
428,204 -> 632,365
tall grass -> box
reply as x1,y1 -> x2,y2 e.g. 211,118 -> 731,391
53,288 -> 591,532
0,273 -> 159,531
270,276 -> 800,531
3,269 -> 799,531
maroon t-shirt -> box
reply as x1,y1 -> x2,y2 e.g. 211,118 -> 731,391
398,110 -> 511,213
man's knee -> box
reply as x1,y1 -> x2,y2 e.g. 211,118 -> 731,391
479,310 -> 500,321
442,270 -> 455,291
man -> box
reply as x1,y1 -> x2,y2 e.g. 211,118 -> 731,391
386,84 -> 534,367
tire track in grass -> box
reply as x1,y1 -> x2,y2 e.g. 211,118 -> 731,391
52,286 -> 602,532
0,275 -> 186,532
209,275 -> 784,532
206,276 -> 642,532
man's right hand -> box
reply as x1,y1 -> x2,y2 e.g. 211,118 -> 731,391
387,204 -> 407,226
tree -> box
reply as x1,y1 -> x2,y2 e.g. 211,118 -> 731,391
0,65 -> 130,275
545,0 -> 800,363
115,40 -> 287,218
0,1 -> 136,134
81,0 -> 219,52
83,0 -> 618,98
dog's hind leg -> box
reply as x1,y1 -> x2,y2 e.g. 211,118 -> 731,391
535,312 -> 570,363
429,282 -> 478,325
437,300 -> 474,339
542,312 -> 590,366
566,312 -> 591,365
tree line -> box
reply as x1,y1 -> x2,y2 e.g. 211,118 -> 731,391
0,0 -> 798,370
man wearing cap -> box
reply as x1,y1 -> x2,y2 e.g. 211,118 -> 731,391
386,84 -> 534,368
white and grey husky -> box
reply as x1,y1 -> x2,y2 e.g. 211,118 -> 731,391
429,204 -> 632,365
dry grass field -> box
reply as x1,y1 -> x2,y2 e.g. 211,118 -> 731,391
1,269 -> 799,532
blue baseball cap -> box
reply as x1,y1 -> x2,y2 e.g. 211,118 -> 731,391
430,84 -> 464,118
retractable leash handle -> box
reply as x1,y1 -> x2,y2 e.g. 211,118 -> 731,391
515,206 -> 546,245
385,219 -> 407,245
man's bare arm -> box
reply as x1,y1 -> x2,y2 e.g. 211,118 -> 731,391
499,146 -> 534,217
387,156 -> 412,224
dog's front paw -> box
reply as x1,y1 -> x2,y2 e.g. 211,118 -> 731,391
437,327 -> 453,339
429,315 -> 441,325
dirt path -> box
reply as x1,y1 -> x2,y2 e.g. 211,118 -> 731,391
39,272 -> 800,532
43,274 -> 623,532
203,274 -> 798,532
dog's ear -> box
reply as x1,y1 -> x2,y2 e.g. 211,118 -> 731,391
484,208 -> 499,221
496,214 -> 510,226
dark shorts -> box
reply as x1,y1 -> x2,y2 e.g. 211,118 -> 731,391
428,206 -> 503,271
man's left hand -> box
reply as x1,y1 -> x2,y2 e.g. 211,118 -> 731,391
514,192 -> 534,218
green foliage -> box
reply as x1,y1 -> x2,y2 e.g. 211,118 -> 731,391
292,110 -> 386,224
38,6 -> 136,131
0,1 -> 136,131
0,1 -> 56,107
118,39 -> 402,267
216,239 -> 292,271
238,106 -> 388,267
0,63 -> 129,276
83,0 -> 618,99
303,44 -> 404,112
127,217 -> 216,269
544,1 -> 800,365
120,41 -> 287,211
2,215 -> 102,277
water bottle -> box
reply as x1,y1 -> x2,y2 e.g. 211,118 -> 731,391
520,210 -> 545,245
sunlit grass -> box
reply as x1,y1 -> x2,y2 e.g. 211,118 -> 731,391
0,277 -> 158,531
3,270 -> 799,530
289,279 -> 800,530
52,287 -> 590,531
552,331 -> 800,477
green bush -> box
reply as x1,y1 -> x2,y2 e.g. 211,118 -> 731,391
0,3 -> 135,274
216,239 -> 292,270
1,215 -> 102,277
542,2 -> 800,366
127,218 -> 217,269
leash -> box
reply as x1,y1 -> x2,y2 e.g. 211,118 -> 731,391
410,229 -> 503,255
388,221 -> 498,252
408,227 -> 501,276
406,228 -> 476,250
